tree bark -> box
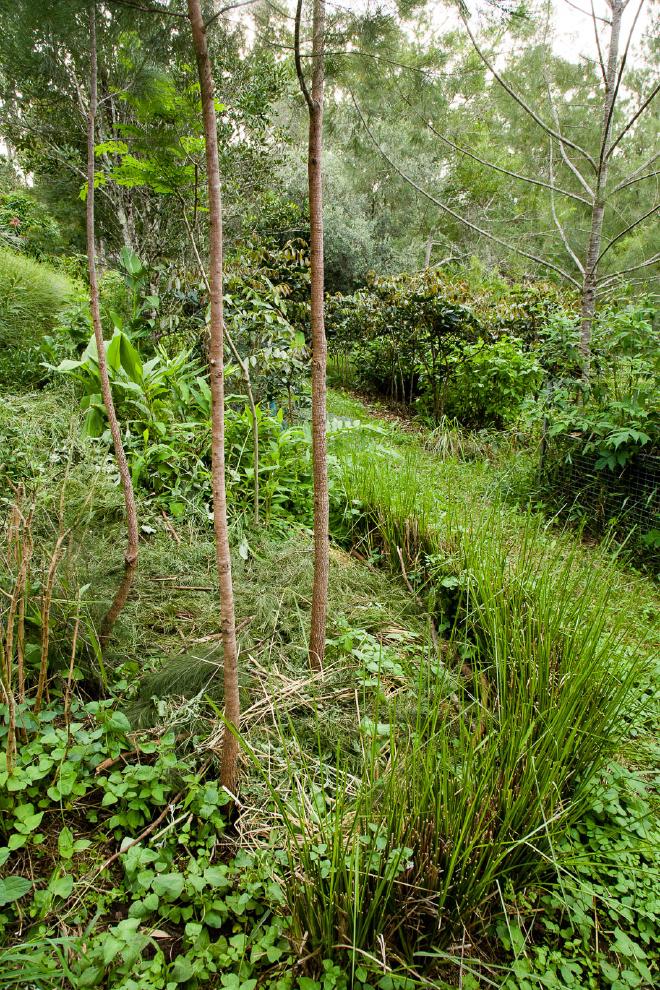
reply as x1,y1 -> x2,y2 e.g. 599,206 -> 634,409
179,202 -> 260,525
296,0 -> 329,672
187,0 -> 240,794
87,1 -> 139,637
424,234 -> 434,268
579,0 -> 625,376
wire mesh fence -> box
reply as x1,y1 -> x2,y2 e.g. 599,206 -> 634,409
539,436 -> 659,555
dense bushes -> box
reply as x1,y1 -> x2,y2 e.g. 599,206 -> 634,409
533,302 -> 659,551
444,335 -> 541,427
327,266 -> 558,426
53,325 -> 312,526
0,191 -> 61,258
0,249 -> 75,388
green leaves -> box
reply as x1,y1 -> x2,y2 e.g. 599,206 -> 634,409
58,827 -> 74,860
152,873 -> 185,900
48,873 -> 74,899
12,803 -> 44,834
94,140 -> 129,157
0,876 -> 32,906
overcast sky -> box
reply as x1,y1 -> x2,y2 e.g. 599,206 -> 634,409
315,0 -> 655,64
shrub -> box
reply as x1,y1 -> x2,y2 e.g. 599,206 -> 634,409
443,336 -> 542,427
533,301 -> 659,554
52,327 -> 313,525
0,191 -> 61,259
0,249 -> 75,389
326,267 -> 569,426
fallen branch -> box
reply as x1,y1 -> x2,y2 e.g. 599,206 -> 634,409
95,789 -> 185,876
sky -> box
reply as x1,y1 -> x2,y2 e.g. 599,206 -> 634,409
314,0 -> 655,65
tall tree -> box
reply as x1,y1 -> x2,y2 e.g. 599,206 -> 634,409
187,0 -> 240,793
295,0 -> 329,673
315,1 -> 656,341
87,0 -> 139,638
461,1 -> 658,374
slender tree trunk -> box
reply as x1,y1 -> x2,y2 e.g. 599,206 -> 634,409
180,203 -> 260,525
579,0 -> 624,376
424,234 -> 434,268
87,2 -> 139,640
296,0 -> 329,672
307,0 -> 329,672
187,0 -> 240,793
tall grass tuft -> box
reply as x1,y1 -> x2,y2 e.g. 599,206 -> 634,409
272,455 -> 647,976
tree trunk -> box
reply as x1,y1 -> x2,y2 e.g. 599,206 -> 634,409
87,1 -> 139,638
180,203 -> 260,526
579,0 -> 624,376
424,234 -> 434,268
296,0 -> 329,672
187,0 -> 240,794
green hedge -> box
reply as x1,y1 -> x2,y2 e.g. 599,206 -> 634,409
0,249 -> 74,388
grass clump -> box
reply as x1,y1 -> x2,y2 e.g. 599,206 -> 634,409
272,515 -> 647,976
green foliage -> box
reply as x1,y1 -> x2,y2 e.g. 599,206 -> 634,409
532,302 -> 659,554
0,697 -> 296,990
52,323 -> 313,524
274,455 -> 648,966
537,302 -> 658,470
498,764 -> 659,989
224,275 -> 307,405
0,191 -> 61,258
444,336 -> 541,427
327,267 -> 559,425
0,249 -> 75,388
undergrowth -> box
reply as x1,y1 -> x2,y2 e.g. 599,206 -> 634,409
0,385 -> 657,989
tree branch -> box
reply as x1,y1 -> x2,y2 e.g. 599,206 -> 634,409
601,0 -> 645,164
294,0 -> 313,111
549,142 -> 585,273
610,150 -> 660,192
564,0 -> 611,24
599,273 -> 658,296
597,251 -> 660,286
590,0 -> 608,83
461,13 -> 597,170
546,79 -> 595,198
611,167 -> 660,196
204,1 -> 259,30
607,81 -> 660,161
105,0 -> 187,17
597,203 -> 659,264
351,93 -> 581,288
416,108 -> 591,205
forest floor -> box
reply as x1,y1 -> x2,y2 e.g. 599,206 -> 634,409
0,384 -> 658,989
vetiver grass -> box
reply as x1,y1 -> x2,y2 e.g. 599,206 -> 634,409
268,509 -> 648,973
253,396 -> 657,975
